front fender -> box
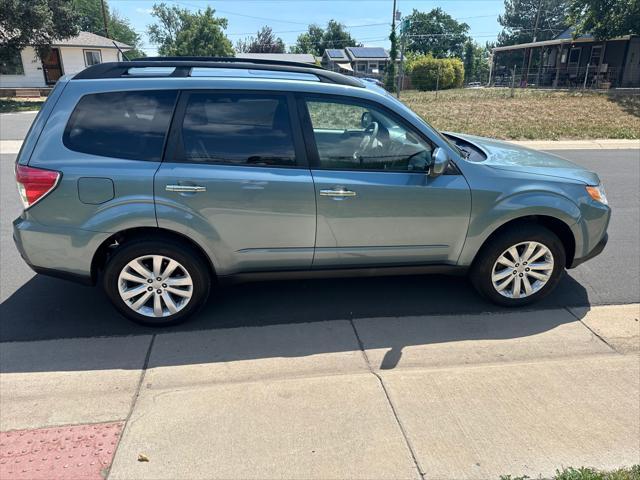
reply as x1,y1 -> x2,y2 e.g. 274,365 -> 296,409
457,189 -> 582,266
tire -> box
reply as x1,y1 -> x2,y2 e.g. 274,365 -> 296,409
470,224 -> 566,307
103,238 -> 211,326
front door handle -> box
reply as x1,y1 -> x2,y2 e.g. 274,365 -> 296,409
166,185 -> 207,193
319,188 -> 357,197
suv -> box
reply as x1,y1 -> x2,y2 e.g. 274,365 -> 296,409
13,58 -> 610,326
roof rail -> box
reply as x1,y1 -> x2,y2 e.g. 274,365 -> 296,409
73,58 -> 364,87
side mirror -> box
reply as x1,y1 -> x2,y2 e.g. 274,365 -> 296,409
361,111 -> 373,128
430,147 -> 449,177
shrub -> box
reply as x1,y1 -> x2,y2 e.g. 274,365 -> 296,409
409,54 -> 464,91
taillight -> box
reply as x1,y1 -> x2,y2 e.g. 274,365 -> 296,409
15,164 -> 61,209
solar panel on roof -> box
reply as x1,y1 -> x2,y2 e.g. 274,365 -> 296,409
347,47 -> 388,58
326,49 -> 346,58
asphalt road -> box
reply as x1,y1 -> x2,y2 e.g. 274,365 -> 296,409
1,112 -> 638,342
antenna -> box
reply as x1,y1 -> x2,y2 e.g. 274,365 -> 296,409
112,41 -> 130,61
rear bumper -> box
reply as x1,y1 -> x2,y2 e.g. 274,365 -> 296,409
570,232 -> 608,268
13,216 -> 110,285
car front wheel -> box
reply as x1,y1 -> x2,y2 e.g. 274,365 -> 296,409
103,238 -> 211,326
470,225 -> 566,306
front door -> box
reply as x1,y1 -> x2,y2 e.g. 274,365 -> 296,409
155,91 -> 316,275
299,95 -> 471,268
41,48 -> 63,84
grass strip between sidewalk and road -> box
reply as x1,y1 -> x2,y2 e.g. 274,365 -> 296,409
501,465 -> 640,480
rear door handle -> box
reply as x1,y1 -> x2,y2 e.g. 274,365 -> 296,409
319,188 -> 357,197
165,185 -> 207,193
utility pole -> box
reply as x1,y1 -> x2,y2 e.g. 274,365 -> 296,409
388,0 -> 399,97
397,22 -> 407,98
524,0 -> 543,86
100,0 -> 110,39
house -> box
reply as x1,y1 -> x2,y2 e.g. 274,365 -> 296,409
491,27 -> 640,88
321,47 -> 392,78
0,32 -> 131,91
235,53 -> 316,64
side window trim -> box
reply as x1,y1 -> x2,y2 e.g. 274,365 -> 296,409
166,89 -> 308,169
296,93 -> 437,173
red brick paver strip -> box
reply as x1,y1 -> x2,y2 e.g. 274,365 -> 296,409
0,421 -> 123,479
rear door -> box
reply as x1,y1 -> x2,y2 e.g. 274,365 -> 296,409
155,90 -> 316,275
298,94 -> 471,268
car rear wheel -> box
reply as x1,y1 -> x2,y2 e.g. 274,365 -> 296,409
103,238 -> 211,326
470,225 -> 566,307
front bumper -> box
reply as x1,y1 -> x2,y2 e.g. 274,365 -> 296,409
570,232 -> 608,268
13,216 -> 110,285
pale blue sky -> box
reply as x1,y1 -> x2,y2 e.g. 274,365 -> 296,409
109,0 -> 505,55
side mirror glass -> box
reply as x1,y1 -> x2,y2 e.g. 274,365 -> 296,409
430,147 -> 449,177
361,111 -> 373,128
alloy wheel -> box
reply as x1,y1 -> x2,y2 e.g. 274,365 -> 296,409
117,255 -> 193,318
491,241 -> 554,299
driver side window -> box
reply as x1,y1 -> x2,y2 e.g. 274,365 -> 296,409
305,98 -> 433,172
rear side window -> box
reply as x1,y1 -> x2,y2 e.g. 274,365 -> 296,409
180,92 -> 296,167
64,90 -> 177,161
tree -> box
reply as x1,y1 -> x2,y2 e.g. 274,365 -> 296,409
148,3 -> 234,57
409,54 -> 464,91
497,0 -> 568,46
385,27 -> 398,92
0,0 -> 80,57
463,40 -> 491,83
236,26 -> 285,53
568,0 -> 639,39
291,20 -> 359,56
404,8 -> 470,58
74,0 -> 146,58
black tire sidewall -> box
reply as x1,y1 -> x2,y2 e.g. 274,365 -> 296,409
470,225 -> 566,307
103,239 -> 211,326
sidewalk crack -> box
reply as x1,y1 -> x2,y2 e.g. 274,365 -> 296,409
348,318 -> 425,480
105,333 -> 156,479
564,306 -> 619,354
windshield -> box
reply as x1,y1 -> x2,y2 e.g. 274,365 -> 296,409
382,91 -> 464,158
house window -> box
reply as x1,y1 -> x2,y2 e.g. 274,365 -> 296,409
357,63 -> 366,72
84,49 -> 102,67
0,47 -> 25,75
589,46 -> 602,65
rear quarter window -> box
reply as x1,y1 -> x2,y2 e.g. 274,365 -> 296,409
63,90 -> 177,161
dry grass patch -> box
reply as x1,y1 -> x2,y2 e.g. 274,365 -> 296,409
400,88 -> 640,140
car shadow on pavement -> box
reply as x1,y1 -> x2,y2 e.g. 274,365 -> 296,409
1,270 -> 589,346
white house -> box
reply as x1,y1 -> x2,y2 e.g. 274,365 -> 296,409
321,47 -> 393,78
0,32 -> 131,90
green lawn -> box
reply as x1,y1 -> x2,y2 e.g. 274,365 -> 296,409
400,88 -> 640,140
0,97 -> 46,113
501,465 -> 640,480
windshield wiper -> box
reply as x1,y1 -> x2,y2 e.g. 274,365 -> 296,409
458,147 -> 471,159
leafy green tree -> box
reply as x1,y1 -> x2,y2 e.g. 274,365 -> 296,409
568,0 -> 640,39
463,40 -> 491,83
236,26 -> 285,53
148,3 -> 234,57
73,0 -> 145,58
0,0 -> 80,57
498,0 -> 568,46
291,20 -> 359,56
290,25 -> 324,55
404,8 -> 470,58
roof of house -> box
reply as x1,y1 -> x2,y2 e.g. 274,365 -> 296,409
554,27 -> 593,40
345,47 -> 389,60
235,53 -> 316,64
52,31 -> 132,50
325,49 -> 347,59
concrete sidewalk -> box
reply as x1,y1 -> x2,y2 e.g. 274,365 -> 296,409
1,304 -> 639,479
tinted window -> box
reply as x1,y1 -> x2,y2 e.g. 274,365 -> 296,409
64,90 -> 177,161
181,93 -> 296,167
306,99 -> 433,172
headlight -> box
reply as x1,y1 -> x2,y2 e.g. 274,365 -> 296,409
586,184 -> 608,205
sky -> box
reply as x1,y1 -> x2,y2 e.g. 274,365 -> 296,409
109,0 -> 506,56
